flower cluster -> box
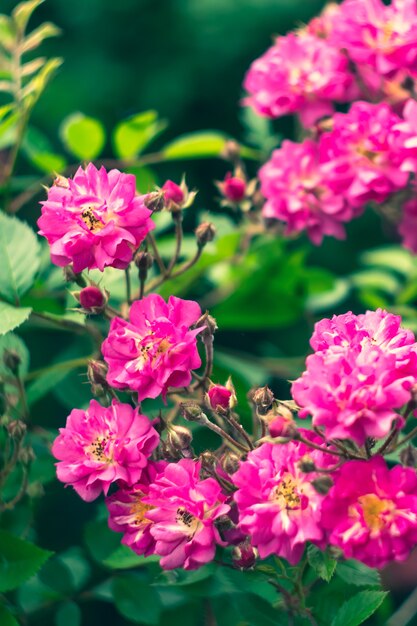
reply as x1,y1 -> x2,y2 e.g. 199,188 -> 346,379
292,309 -> 417,444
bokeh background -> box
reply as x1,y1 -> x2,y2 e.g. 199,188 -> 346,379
4,0 -> 416,624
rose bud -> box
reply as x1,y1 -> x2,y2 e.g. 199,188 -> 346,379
206,379 -> 236,413
162,180 -> 184,206
217,172 -> 246,203
268,405 -> 295,438
75,286 -> 108,313
232,540 -> 258,569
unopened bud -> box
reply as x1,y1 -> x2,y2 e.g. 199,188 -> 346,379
3,350 -> 21,376
267,404 -> 296,438
144,190 -> 166,213
232,540 -> 257,569
167,425 -> 193,451
298,455 -> 316,473
53,174 -> 69,188
180,402 -> 206,423
195,312 -> 217,341
220,452 -> 240,475
7,419 -> 27,439
162,180 -> 185,207
221,140 -> 241,163
400,444 -> 417,467
75,286 -> 108,313
249,386 -> 274,416
206,384 -> 233,414
217,172 -> 246,203
195,222 -> 216,248
134,250 -> 154,272
87,360 -> 108,387
18,446 -> 35,465
311,475 -> 333,495
214,514 -> 235,541
200,451 -> 217,473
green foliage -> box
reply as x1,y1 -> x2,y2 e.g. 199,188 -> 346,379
113,110 -> 167,159
307,545 -> 337,583
0,302 -> 32,335
112,574 -> 162,624
0,530 -> 52,592
0,604 -> 19,626
60,112 -> 106,161
331,591 -> 388,626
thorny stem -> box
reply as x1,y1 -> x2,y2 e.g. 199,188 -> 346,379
393,424 -> 417,451
166,213 -> 183,275
31,311 -> 103,350
376,421 -> 400,456
147,232 -> 167,275
200,415 -> 249,453
226,413 -> 254,450
125,267 -> 132,305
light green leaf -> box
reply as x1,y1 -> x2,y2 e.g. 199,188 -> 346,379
22,22 -> 61,53
0,15 -> 16,52
0,213 -> 40,304
60,112 -> 105,160
350,270 -> 401,295
331,591 -> 387,626
163,131 -> 229,160
12,0 -> 44,32
22,126 -> 66,173
307,545 -> 337,582
0,604 -> 19,626
21,57 -> 62,105
0,530 -> 53,592
360,245 -> 415,276
112,574 -> 162,625
113,110 -> 167,159
0,302 -> 32,335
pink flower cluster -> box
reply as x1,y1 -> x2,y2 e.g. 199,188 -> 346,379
292,309 -> 417,445
102,294 -> 202,401
52,399 -> 159,501
259,100 -> 415,244
232,432 -> 335,564
107,459 -> 229,570
38,164 -> 154,272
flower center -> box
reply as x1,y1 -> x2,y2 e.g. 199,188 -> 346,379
89,436 -> 112,463
357,493 -> 393,532
273,474 -> 301,510
131,495 -> 153,526
176,507 -> 200,536
81,207 -> 105,233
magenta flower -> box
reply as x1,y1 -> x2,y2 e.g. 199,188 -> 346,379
260,139 -> 358,245
142,459 -> 230,570
232,435 -> 335,565
207,384 -> 233,412
331,0 -> 417,76
52,400 -> 159,502
243,32 -> 357,127
399,195 -> 417,254
102,294 -> 202,401
322,456 -> 417,568
38,164 -> 154,273
219,173 -> 246,203
320,101 -> 409,208
162,180 -> 185,208
292,309 -> 417,445
106,461 -> 167,556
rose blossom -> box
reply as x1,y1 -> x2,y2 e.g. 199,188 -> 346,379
322,456 -> 417,568
330,0 -> 417,76
102,294 -> 202,401
52,399 -> 159,502
260,139 -> 358,245
142,459 -> 230,570
106,461 -> 167,556
232,434 -> 335,565
243,32 -> 357,127
292,309 -> 417,445
320,101 -> 410,208
38,163 -> 154,273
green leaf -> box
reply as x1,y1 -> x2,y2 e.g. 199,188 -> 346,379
0,302 -> 32,335
336,560 -> 381,588
307,545 -> 337,582
350,270 -> 401,295
0,604 -> 19,626
55,602 -> 81,626
0,332 -> 29,396
112,574 -> 162,625
0,16 -> 16,52
22,126 -> 66,173
13,0 -> 44,32
60,112 -> 105,160
0,530 -> 52,592
39,547 -> 91,595
0,213 -> 40,304
331,591 -> 387,626
21,22 -> 61,53
163,131 -> 229,160
360,245 -> 415,277
113,110 -> 167,159
21,57 -> 62,106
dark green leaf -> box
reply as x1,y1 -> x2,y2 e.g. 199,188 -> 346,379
0,213 -> 40,304
331,591 -> 387,626
336,560 -> 381,588
55,601 -> 81,626
0,530 -> 52,592
112,574 -> 162,625
0,604 -> 19,626
307,545 -> 337,582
